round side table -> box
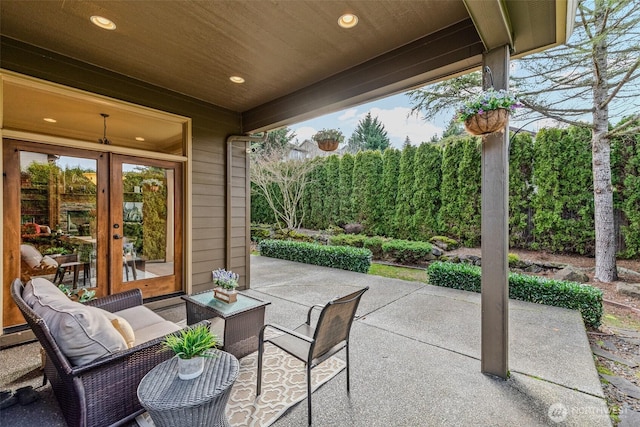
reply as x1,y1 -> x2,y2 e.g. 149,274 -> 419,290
137,350 -> 239,427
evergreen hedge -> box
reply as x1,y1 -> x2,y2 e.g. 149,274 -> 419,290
259,239 -> 372,273
252,124 -> 640,257
427,261 -> 603,328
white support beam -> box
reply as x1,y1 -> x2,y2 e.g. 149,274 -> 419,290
481,45 -> 510,379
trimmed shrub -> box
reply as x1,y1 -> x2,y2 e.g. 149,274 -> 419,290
382,239 -> 434,265
259,239 -> 372,273
329,234 -> 367,247
426,262 -> 603,328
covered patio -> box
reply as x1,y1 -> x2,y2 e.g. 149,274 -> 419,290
1,256 -> 609,426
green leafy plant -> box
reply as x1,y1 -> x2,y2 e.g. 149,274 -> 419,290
312,128 -> 345,143
162,325 -> 218,359
455,89 -> 521,123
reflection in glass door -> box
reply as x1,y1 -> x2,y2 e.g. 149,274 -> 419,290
19,152 -> 99,295
111,155 -> 182,297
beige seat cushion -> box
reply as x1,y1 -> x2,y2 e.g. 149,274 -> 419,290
115,306 -> 168,331
24,278 -> 127,366
133,321 -> 181,346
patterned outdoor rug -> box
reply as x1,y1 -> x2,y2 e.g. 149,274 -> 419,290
226,342 -> 346,426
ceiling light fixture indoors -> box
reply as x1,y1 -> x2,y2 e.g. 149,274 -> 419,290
338,13 -> 358,29
135,137 -> 145,141
43,117 -> 57,123
90,15 -> 116,30
98,113 -> 111,145
229,76 -> 245,84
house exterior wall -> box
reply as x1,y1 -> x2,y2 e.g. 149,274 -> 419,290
0,39 -> 247,304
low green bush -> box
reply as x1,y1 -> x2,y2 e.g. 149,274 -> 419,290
382,239 -> 434,264
426,261 -> 603,328
363,235 -> 387,258
259,239 -> 372,273
329,234 -> 367,247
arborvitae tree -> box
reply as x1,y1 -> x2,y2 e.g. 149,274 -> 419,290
338,153 -> 356,224
324,154 -> 341,226
351,151 -> 384,234
533,127 -> 594,254
346,112 -> 391,153
305,158 -> 328,229
250,182 -> 276,224
412,142 -> 442,240
613,118 -> 640,257
438,138 -> 466,239
508,132 -> 535,248
381,148 -> 401,236
456,138 -> 481,246
394,144 -> 417,239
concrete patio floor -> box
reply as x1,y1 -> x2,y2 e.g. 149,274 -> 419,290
1,255 -> 610,426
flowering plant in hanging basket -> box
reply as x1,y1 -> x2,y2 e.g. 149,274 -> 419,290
456,89 -> 521,136
312,128 -> 344,152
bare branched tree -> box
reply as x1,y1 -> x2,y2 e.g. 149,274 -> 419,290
250,147 -> 317,230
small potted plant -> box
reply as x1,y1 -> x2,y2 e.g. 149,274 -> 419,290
456,88 -> 521,136
162,325 -> 218,380
312,128 -> 344,152
212,268 -> 239,303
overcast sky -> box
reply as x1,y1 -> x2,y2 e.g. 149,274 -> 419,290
289,92 -> 448,149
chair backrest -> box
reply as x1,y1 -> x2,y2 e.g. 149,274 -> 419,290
311,287 -> 368,360
10,278 -> 74,375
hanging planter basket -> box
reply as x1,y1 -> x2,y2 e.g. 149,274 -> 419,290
316,139 -> 340,152
464,108 -> 509,136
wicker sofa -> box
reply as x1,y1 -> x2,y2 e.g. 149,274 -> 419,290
10,277 -> 207,427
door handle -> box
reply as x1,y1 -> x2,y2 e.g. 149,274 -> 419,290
113,234 -> 122,240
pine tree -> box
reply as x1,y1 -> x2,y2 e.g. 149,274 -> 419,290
346,112 -> 391,153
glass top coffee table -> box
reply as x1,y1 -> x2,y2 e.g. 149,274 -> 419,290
181,291 -> 270,359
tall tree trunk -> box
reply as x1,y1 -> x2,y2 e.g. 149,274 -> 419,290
592,4 -> 618,282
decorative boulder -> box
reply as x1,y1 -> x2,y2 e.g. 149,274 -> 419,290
553,266 -> 589,283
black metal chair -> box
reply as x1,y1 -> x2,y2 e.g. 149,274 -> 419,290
257,286 -> 368,425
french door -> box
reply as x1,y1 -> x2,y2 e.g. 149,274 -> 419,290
110,154 -> 182,297
3,140 -> 183,328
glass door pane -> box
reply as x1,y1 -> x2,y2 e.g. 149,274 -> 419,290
111,155 -> 181,297
20,152 -> 98,294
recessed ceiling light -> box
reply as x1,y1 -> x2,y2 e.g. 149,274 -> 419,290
338,13 -> 358,29
90,15 -> 116,30
43,118 -> 57,123
135,137 -> 145,142
229,76 -> 245,84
